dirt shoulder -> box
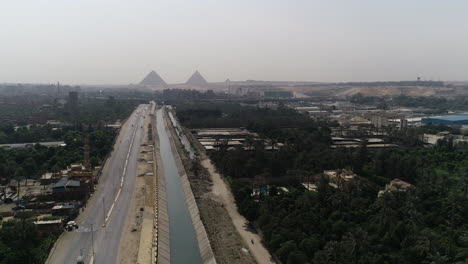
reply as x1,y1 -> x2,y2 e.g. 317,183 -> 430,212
201,159 -> 275,264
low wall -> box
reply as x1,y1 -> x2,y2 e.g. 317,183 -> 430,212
153,107 -> 171,264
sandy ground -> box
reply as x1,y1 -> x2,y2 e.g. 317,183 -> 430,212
337,86 -> 438,97
200,159 -> 275,264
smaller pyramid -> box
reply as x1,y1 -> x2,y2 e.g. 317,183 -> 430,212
186,70 -> 208,87
140,71 -> 167,87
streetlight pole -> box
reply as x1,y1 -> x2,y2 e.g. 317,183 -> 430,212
113,178 -> 116,198
102,197 -> 106,227
90,224 -> 95,256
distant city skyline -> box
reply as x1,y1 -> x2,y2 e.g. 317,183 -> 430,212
1,0 -> 468,85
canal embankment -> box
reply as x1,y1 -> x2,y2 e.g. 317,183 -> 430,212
156,108 -> 205,264
164,109 -> 216,264
164,107 -> 256,264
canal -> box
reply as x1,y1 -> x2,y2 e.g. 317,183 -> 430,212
168,110 -> 196,159
156,108 -> 202,264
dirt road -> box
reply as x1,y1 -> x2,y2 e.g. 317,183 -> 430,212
201,159 -> 275,264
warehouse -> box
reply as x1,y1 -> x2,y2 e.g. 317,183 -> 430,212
422,114 -> 468,126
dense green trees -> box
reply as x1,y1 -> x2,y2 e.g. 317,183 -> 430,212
0,97 -> 137,144
177,102 -> 468,263
231,165 -> 468,263
63,97 -> 138,124
0,126 -> 117,180
0,219 -> 57,264
0,124 -> 63,144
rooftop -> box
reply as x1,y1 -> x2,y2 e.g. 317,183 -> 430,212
0,141 -> 66,149
53,178 -> 81,189
425,113 -> 468,122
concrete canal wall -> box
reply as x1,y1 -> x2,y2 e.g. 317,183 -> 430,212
164,108 -> 217,264
152,108 -> 171,264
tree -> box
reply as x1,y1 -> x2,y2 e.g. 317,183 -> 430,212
300,236 -> 321,258
287,250 -> 308,264
23,157 -> 37,176
14,167 -> 26,180
276,240 -> 298,262
460,166 -> 468,199
90,157 -> 100,168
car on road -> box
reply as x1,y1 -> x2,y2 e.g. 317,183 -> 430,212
66,221 -> 78,231
76,255 -> 84,264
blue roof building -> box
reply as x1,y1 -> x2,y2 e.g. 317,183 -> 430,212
52,178 -> 81,193
422,114 -> 468,125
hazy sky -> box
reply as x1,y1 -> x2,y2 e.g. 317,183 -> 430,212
1,0 -> 468,84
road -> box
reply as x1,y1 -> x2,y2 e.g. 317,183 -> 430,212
47,104 -> 149,264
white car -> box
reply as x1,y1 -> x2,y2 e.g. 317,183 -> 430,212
66,221 -> 78,231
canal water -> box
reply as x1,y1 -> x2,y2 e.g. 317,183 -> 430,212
156,108 -> 202,264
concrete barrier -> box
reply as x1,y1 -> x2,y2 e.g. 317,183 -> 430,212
154,110 -> 171,264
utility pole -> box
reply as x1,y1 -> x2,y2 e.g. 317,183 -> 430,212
90,224 -> 95,257
113,179 -> 116,198
102,197 -> 106,226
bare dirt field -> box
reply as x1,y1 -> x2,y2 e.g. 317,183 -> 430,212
337,86 -> 438,97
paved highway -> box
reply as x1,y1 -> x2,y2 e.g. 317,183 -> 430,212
47,104 -> 149,264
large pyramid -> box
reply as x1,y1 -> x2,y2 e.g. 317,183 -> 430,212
186,70 -> 208,87
140,71 -> 167,87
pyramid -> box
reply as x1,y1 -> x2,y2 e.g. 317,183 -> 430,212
186,70 -> 208,86
140,71 -> 167,87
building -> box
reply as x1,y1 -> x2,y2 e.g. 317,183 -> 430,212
301,183 -> 318,192
68,91 -> 79,119
422,114 -> 468,126
52,178 -> 88,202
324,169 -> 356,190
68,91 -> 78,109
371,115 -> 389,129
422,132 -> 448,145
34,219 -> 63,234
66,164 -> 95,191
348,117 -> 371,126
262,90 -> 294,98
378,178 -> 413,197
40,172 -> 59,185
0,141 -> 65,149
51,204 -> 78,217
193,128 -> 257,151
52,178 -> 81,193
32,112 -> 48,124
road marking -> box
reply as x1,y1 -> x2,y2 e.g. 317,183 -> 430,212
104,107 -> 146,226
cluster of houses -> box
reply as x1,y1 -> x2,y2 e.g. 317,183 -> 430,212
249,167 -> 414,202
1,154 -> 101,233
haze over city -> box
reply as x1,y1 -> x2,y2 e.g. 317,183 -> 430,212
4,2 -> 468,264
1,0 -> 468,84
